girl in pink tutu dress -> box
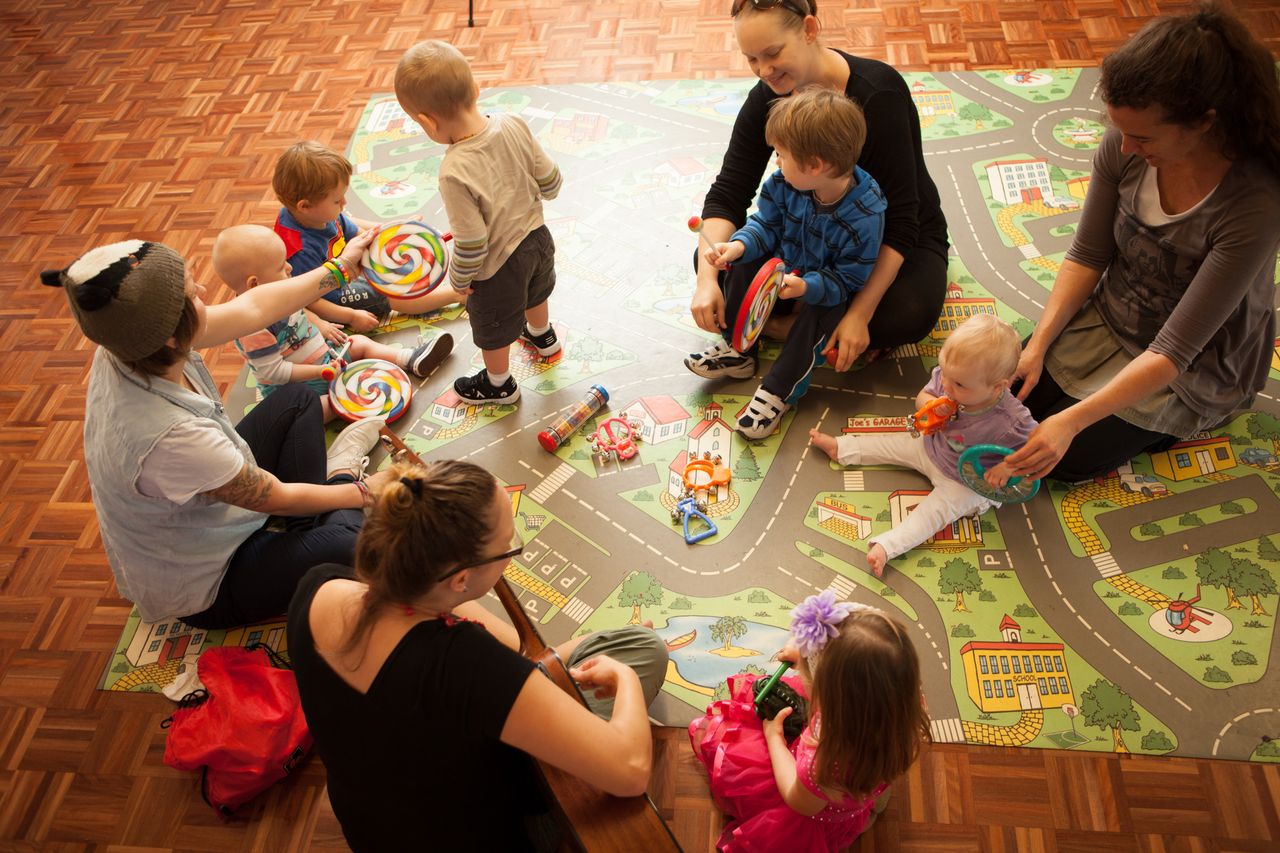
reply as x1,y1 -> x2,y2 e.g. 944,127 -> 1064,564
690,592 -> 930,852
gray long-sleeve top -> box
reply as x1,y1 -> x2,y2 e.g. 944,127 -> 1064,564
1062,129 -> 1280,423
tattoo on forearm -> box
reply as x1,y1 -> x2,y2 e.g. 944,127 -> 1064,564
210,464 -> 274,510
320,270 -> 340,292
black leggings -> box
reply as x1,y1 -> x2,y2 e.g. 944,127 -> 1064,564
1020,367 -> 1180,481
701,241 -> 949,353
181,384 -> 362,629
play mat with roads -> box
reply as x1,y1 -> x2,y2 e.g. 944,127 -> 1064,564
101,69 -> 1280,765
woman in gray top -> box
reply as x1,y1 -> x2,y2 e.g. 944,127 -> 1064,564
1007,1 -> 1280,482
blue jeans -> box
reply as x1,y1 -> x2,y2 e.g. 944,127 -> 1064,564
182,384 -> 363,629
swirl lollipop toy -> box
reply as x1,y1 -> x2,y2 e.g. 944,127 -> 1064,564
328,358 -> 414,423
362,221 -> 453,300
732,258 -> 786,352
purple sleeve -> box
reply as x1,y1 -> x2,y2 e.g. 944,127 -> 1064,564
924,364 -> 944,397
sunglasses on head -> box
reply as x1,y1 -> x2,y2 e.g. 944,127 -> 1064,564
731,0 -> 812,18
437,527 -> 524,582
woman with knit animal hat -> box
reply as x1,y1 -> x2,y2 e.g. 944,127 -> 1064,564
44,230 -> 395,629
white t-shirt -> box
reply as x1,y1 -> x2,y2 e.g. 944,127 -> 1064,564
137,419 -> 247,504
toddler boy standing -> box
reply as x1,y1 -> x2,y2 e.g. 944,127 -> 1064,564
395,39 -> 563,404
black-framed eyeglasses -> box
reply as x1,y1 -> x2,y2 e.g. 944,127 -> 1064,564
731,0 -> 812,19
438,528 -> 524,581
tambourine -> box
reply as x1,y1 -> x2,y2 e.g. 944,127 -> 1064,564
732,258 -> 784,352
956,443 -> 1040,503
328,358 -> 413,423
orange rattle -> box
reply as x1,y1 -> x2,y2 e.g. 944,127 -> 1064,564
909,396 -> 957,437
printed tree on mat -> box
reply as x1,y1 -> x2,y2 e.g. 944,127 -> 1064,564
1232,559 -> 1276,616
1079,678 -> 1139,754
711,615 -> 748,651
1246,412 -> 1280,455
1196,547 -> 1244,610
938,558 -> 982,612
617,571 -> 664,624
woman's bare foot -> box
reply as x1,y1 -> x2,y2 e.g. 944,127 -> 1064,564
867,543 -> 888,578
808,428 -> 838,460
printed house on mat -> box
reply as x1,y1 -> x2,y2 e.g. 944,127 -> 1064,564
960,615 -> 1075,712
1149,435 -> 1236,480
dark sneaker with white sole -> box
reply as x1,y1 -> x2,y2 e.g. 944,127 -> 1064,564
737,387 -> 789,439
404,334 -> 454,379
453,368 -> 520,404
518,324 -> 561,357
684,339 -> 756,379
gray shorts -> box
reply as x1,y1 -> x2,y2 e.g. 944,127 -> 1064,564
467,225 -> 556,350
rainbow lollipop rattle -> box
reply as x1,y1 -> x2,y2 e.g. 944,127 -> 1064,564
328,358 -> 414,423
956,444 -> 1040,503
362,221 -> 453,300
731,258 -> 786,352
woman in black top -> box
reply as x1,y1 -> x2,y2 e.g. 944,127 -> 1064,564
288,459 -> 669,851
689,0 -> 948,372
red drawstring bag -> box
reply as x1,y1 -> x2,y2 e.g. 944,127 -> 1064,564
162,642 -> 313,815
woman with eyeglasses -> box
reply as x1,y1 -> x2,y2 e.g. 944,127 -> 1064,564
688,0 -> 947,374
286,459 -> 669,852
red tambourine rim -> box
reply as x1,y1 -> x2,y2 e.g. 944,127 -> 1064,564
328,359 -> 414,423
732,258 -> 784,352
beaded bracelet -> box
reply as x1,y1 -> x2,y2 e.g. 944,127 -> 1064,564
353,479 -> 372,508
333,256 -> 354,285
323,260 -> 349,288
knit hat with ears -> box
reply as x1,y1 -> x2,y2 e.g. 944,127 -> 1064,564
41,240 -> 188,361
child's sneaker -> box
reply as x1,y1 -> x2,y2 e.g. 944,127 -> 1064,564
404,333 -> 454,379
326,416 -> 386,479
518,324 -> 561,357
737,387 -> 789,439
454,369 -> 520,404
684,339 -> 756,379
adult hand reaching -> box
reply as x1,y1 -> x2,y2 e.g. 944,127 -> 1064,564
1013,346 -> 1045,402
1004,413 -> 1079,481
828,311 -> 870,372
691,280 -> 727,332
570,654 -> 637,701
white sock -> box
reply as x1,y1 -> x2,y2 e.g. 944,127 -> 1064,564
487,370 -> 511,386
526,322 -> 551,336
395,348 -> 411,366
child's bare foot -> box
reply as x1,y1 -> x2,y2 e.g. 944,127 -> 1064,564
808,428 -> 838,460
867,543 -> 887,578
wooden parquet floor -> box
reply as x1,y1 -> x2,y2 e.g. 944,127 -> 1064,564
2,1 -> 1278,850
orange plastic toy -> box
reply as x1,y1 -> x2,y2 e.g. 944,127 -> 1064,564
909,396 -> 957,437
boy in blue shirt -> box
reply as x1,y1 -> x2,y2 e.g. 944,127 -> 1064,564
271,141 -> 460,330
689,88 -> 886,439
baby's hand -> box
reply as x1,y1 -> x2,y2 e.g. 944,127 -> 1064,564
762,706 -> 793,743
984,461 -> 1014,488
778,273 -> 806,300
775,638 -> 801,665
704,241 -> 744,270
347,310 -> 380,333
315,319 -> 348,344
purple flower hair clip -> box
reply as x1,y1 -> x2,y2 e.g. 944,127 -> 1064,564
790,590 -> 855,659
